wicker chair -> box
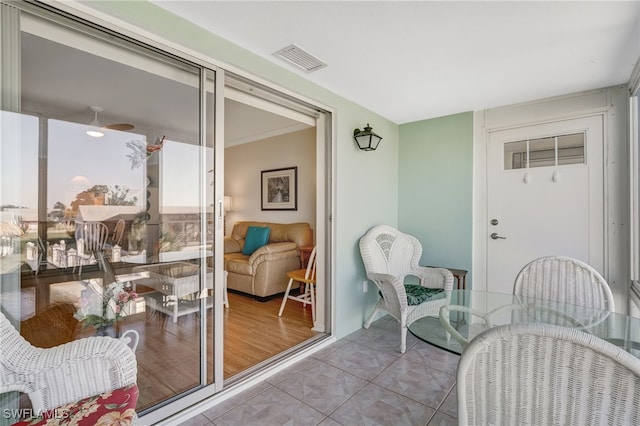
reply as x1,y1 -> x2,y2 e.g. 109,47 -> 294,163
0,309 -> 138,415
75,221 -> 109,277
457,323 -> 640,425
514,256 -> 614,310
514,256 -> 615,328
111,219 -> 126,247
359,225 -> 454,353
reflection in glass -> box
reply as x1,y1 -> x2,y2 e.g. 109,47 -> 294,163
5,9 -> 210,414
504,140 -> 527,170
47,120 -> 146,259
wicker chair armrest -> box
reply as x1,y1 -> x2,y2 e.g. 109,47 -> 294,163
0,371 -> 31,395
414,266 -> 455,291
366,272 -> 408,307
11,336 -> 137,411
366,272 -> 404,287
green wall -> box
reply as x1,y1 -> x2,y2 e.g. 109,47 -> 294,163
399,112 -> 474,284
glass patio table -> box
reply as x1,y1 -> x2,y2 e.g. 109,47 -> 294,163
408,289 -> 640,357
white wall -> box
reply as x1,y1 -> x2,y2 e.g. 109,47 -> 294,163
224,127 -> 317,235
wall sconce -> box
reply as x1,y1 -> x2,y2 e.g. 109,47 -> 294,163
353,123 -> 383,151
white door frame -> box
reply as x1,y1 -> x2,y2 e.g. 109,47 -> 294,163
472,86 -> 630,312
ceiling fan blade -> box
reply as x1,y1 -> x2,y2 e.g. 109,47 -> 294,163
103,123 -> 135,131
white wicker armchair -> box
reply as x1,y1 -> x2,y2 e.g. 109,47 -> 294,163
457,323 -> 640,425
359,225 -> 454,353
0,309 -> 138,414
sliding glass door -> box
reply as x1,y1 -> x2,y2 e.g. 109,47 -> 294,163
0,2 -> 222,421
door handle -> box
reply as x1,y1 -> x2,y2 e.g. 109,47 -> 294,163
490,232 -> 506,240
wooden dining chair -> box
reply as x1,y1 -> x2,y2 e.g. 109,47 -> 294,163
278,246 -> 317,322
104,218 -> 126,260
111,219 -> 126,247
75,221 -> 109,277
457,323 -> 640,425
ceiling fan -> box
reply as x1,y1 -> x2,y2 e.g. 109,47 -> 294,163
86,105 -> 134,137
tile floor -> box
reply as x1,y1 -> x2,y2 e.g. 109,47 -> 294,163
177,315 -> 460,426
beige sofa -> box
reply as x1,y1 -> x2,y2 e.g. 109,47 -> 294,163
224,221 -> 313,300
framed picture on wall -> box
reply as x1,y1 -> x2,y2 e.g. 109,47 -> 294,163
261,167 -> 297,210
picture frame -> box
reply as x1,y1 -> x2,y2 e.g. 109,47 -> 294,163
261,167 -> 297,210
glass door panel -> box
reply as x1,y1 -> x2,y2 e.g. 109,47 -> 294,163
0,5 -> 219,421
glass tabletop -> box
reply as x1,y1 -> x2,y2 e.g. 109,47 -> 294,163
408,290 -> 640,356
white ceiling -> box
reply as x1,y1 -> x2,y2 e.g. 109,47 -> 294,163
152,1 -> 640,124
20,31 -> 307,146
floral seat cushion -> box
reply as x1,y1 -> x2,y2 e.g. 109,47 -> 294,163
378,284 -> 445,305
404,284 -> 445,305
15,384 -> 138,426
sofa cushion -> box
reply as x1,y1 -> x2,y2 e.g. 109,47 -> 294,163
242,226 -> 271,255
225,253 -> 252,275
230,222 -> 313,248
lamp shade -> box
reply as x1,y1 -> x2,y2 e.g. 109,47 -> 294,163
224,196 -> 233,212
353,123 -> 382,151
86,106 -> 105,138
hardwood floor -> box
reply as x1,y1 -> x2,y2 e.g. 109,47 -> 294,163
132,290 -> 320,410
17,281 -> 319,412
16,265 -> 321,412
222,291 -> 319,376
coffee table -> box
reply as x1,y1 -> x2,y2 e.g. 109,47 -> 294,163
132,262 -> 210,323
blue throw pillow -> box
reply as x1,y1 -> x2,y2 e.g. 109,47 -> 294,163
242,226 -> 271,255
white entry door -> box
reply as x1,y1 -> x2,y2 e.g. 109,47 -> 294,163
486,115 -> 604,294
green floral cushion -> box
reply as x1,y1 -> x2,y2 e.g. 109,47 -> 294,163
404,284 -> 445,305
378,285 -> 445,305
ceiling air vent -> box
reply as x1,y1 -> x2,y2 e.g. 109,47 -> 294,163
273,44 -> 327,73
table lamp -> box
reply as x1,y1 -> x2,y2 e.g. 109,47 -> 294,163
224,196 -> 233,235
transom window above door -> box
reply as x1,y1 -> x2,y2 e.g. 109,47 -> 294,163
504,132 -> 586,170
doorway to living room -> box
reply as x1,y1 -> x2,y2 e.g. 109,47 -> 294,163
221,74 -> 331,382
